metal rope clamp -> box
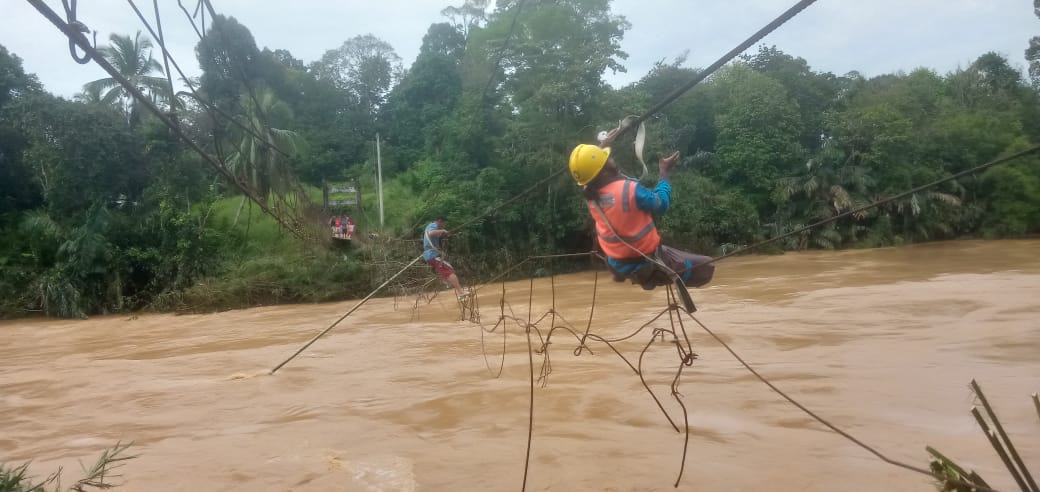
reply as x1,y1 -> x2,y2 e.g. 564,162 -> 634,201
597,116 -> 648,181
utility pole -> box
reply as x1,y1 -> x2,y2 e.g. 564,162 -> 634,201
376,133 -> 384,228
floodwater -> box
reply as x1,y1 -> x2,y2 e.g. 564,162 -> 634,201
3,240 -> 1039,491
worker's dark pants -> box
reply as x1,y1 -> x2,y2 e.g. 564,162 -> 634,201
606,245 -> 715,291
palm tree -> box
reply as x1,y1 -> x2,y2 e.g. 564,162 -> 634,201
73,82 -> 118,106
882,189 -> 962,240
773,145 -> 874,249
82,31 -> 168,124
225,88 -> 303,226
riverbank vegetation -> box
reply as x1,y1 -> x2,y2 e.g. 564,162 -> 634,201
0,442 -> 133,491
2,1 -> 1039,318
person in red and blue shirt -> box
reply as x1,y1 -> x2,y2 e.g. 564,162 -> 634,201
569,139 -> 715,290
423,215 -> 469,300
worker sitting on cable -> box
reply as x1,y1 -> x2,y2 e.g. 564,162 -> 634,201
569,137 -> 715,291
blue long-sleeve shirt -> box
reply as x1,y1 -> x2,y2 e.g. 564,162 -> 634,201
606,179 -> 671,274
422,222 -> 442,261
633,179 -> 671,214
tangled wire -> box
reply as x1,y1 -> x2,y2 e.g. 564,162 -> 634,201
399,255 -> 701,488
400,254 -> 1004,492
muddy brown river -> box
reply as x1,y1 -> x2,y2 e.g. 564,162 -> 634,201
3,240 -> 1039,491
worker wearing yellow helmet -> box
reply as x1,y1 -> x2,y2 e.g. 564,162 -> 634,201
569,129 -> 714,290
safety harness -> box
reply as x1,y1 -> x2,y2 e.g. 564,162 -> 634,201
590,200 -> 696,313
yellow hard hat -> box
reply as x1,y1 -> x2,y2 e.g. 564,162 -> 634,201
569,144 -> 610,186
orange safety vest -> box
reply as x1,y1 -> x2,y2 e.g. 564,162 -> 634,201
587,179 -> 660,259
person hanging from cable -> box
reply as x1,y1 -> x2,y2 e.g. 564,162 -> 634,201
569,129 -> 715,292
423,215 -> 470,301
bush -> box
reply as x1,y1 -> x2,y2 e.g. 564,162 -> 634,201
156,249 -> 369,312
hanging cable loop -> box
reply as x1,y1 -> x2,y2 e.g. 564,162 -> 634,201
62,0 -> 97,64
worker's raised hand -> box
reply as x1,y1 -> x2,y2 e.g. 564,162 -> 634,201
659,151 -> 680,179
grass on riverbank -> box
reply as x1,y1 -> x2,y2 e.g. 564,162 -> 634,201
149,192 -> 374,313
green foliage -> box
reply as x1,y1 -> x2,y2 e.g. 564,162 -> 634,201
659,174 -> 759,254
224,88 -> 301,197
161,252 -> 368,312
312,34 -> 403,118
979,157 -> 1040,235
0,122 -> 39,213
484,0 -> 629,143
381,23 -> 465,166
195,15 -> 263,111
6,94 -> 145,215
0,45 -> 42,107
151,195 -> 369,312
742,45 -> 840,150
711,65 -> 806,210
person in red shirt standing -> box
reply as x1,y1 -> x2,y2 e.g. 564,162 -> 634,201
333,216 -> 343,239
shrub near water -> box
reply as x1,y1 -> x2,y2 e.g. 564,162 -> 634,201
162,251 -> 368,312
153,195 -> 371,313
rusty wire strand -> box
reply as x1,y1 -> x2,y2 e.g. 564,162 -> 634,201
176,0 -> 205,39
453,261 -> 693,485
477,282 -> 509,378
520,274 -> 536,492
151,0 -> 177,122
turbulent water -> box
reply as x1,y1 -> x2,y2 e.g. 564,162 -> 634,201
3,240 -> 1039,491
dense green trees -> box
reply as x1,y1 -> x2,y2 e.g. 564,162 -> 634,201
2,1 -> 1038,318
313,34 -> 402,119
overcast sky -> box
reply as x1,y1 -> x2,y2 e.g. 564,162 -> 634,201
1,0 -> 1036,98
